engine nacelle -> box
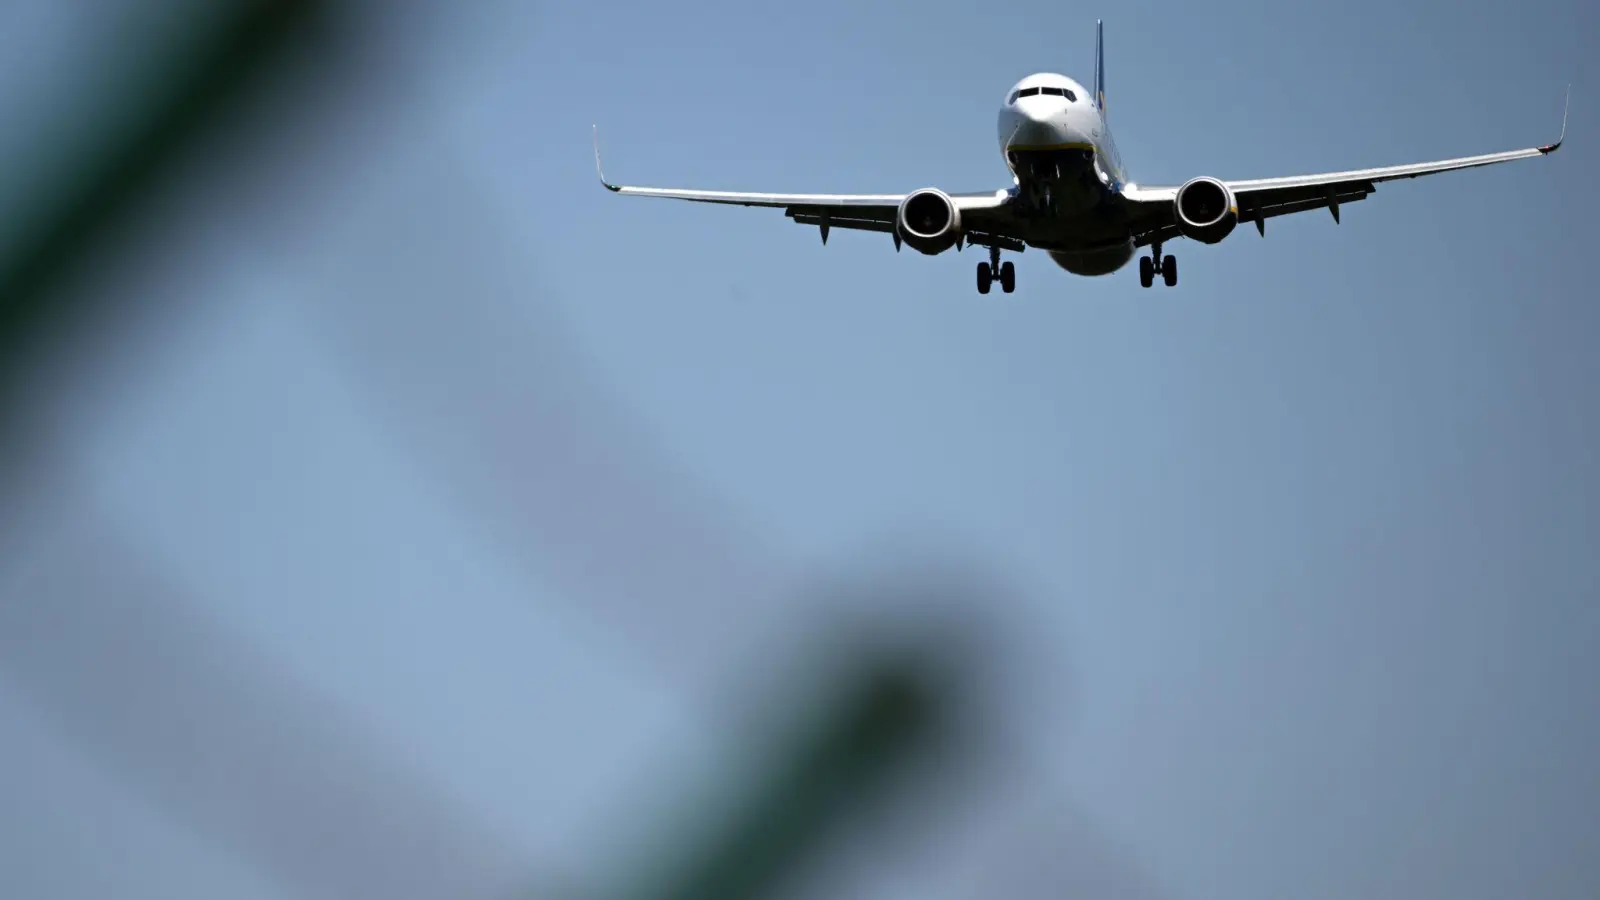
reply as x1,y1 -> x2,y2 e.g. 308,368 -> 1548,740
896,188 -> 963,255
1173,176 -> 1238,244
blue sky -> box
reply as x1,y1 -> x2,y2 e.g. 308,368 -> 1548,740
2,1 -> 1598,899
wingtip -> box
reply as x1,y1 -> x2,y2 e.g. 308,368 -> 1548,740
1542,84 -> 1570,154
592,124 -> 620,191
1537,86 -> 1570,155
1560,84 -> 1570,142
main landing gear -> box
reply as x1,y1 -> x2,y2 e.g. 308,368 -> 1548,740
1139,241 -> 1178,288
977,244 -> 1015,294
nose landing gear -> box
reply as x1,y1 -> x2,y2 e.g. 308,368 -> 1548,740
977,244 -> 1015,294
1139,241 -> 1178,288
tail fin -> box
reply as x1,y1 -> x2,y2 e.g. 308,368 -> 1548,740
1093,19 -> 1106,118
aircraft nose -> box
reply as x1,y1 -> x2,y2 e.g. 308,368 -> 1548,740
1015,98 -> 1056,129
1020,100 -> 1054,124
1008,100 -> 1072,148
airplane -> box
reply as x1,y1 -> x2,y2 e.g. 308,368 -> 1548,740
593,20 -> 1568,293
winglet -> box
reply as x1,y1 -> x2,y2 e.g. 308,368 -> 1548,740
593,125 -> 620,191
1092,19 -> 1106,116
1541,85 -> 1570,154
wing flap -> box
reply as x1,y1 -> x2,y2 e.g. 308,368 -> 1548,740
1226,145 -> 1553,194
785,209 -> 1026,252
593,126 -> 1013,210
786,210 -> 895,232
1243,183 -> 1375,222
1241,181 -> 1375,212
601,185 -> 906,208
1123,88 -> 1566,239
1132,184 -> 1376,247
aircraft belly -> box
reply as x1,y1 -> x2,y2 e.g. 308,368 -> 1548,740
1004,210 -> 1133,264
983,160 -> 1139,275
1047,241 -> 1135,276
1001,207 -> 1136,276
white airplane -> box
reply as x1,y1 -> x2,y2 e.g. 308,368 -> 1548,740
594,20 -> 1567,293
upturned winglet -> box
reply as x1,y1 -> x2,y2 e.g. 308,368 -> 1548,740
1541,85 -> 1570,154
593,125 -> 620,191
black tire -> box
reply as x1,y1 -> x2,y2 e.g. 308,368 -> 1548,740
977,261 -> 992,294
1163,255 -> 1177,287
1139,255 -> 1154,288
1000,261 -> 1016,293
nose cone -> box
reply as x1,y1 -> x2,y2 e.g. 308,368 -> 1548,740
1001,98 -> 1086,150
1010,99 -> 1059,147
1018,98 -> 1055,124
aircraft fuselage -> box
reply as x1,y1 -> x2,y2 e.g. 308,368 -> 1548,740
995,72 -> 1137,275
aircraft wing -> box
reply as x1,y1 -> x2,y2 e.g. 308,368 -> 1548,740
593,128 -> 1026,251
1121,89 -> 1568,247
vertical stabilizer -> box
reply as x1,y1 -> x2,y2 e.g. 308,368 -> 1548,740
1093,19 -> 1106,118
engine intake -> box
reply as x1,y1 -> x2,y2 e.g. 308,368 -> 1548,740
896,188 -> 962,255
1174,176 -> 1238,244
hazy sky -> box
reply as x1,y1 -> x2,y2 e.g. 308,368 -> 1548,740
2,2 -> 1597,900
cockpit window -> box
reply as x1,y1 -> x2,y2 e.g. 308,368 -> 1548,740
1012,86 -> 1075,103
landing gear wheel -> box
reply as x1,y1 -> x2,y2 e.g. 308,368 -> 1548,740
1139,255 -> 1154,288
977,261 -> 992,294
999,261 -> 1016,293
1162,255 -> 1178,287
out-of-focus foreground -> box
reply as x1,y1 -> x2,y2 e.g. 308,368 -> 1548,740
3,3 -> 1596,900
0,3 -> 1098,899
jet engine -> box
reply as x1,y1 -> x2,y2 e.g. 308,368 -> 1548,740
1173,176 -> 1238,244
896,188 -> 963,255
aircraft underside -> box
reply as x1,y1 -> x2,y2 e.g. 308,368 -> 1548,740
999,150 -> 1145,280
1046,242 -> 1137,276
